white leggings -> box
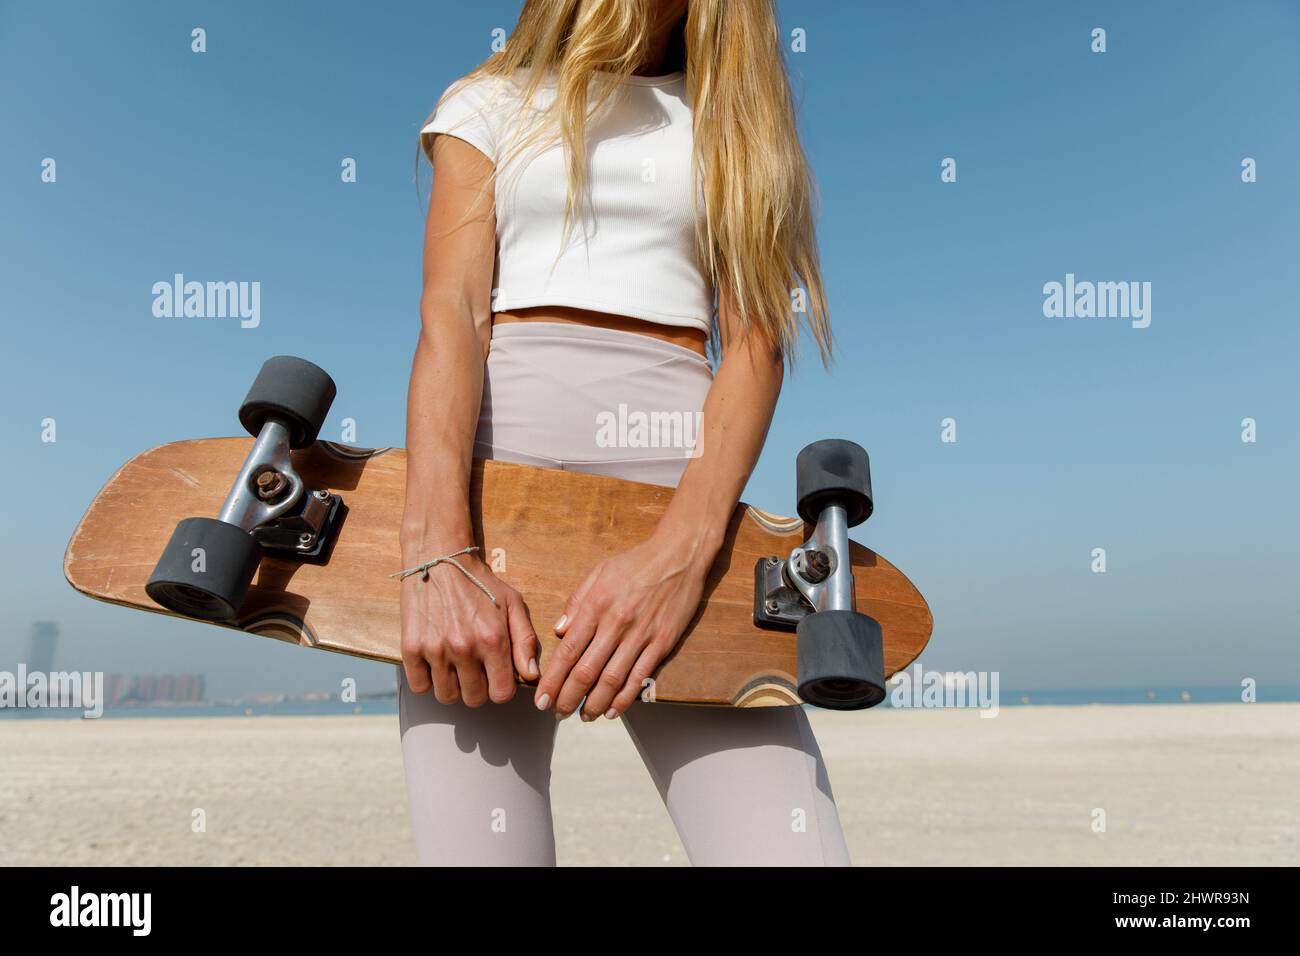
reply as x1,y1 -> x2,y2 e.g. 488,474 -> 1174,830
399,322 -> 850,865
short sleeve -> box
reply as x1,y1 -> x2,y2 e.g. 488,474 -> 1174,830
421,76 -> 502,163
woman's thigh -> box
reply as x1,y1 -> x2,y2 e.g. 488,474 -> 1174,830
621,701 -> 851,866
398,668 -> 560,866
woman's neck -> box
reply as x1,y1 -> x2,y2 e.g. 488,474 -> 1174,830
634,12 -> 685,76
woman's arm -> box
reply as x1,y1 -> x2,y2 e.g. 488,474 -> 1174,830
534,280 -> 784,720
400,134 -> 539,706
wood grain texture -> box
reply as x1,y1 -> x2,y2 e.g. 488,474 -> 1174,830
65,439 -> 933,706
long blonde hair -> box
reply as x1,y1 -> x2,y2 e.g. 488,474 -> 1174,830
421,0 -> 831,364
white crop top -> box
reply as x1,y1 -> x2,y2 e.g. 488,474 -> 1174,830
421,70 -> 713,332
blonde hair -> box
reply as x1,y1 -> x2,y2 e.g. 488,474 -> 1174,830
421,0 -> 831,364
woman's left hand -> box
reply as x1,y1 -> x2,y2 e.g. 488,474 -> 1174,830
534,530 -> 714,720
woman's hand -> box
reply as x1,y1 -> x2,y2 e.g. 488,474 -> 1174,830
399,552 -> 540,707
534,529 -> 716,720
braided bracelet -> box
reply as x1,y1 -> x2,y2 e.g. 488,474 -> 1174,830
390,545 -> 498,607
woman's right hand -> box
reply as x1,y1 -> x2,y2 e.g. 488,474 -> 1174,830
399,552 -> 539,706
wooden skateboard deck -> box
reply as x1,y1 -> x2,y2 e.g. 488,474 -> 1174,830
64,438 -> 932,707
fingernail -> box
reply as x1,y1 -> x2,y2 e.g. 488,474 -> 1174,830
580,711 -> 593,722
535,693 -> 550,711
526,658 -> 539,679
554,614 -> 567,632
605,708 -> 618,720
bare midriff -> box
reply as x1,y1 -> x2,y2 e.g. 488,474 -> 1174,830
493,305 -> 707,357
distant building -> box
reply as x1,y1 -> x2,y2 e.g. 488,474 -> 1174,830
104,674 -> 207,705
103,673 -> 128,707
27,621 -> 58,673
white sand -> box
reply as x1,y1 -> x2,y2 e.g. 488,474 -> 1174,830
1,703 -> 1296,866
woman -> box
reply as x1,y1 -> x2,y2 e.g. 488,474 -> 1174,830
399,0 -> 848,865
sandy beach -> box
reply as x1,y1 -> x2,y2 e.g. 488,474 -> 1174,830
1,703 -> 1296,866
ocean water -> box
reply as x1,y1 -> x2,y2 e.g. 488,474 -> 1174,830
2,685 -> 1298,719
984,686 -> 1300,707
0,698 -> 400,720
882,684 -> 1300,709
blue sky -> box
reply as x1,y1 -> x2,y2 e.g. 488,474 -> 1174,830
1,0 -> 1297,698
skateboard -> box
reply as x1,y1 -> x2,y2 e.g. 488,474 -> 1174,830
64,357 -> 932,709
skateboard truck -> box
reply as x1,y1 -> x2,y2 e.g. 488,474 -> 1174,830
219,418 -> 344,561
145,356 -> 340,623
753,503 -> 854,629
753,440 -> 888,710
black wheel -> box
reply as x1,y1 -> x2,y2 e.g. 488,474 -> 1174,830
796,439 -> 872,527
796,610 -> 886,710
145,517 -> 262,623
238,355 -> 337,449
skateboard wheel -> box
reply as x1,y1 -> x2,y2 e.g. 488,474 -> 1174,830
796,610 -> 886,710
796,439 -> 872,527
238,355 -> 337,449
145,517 -> 262,623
